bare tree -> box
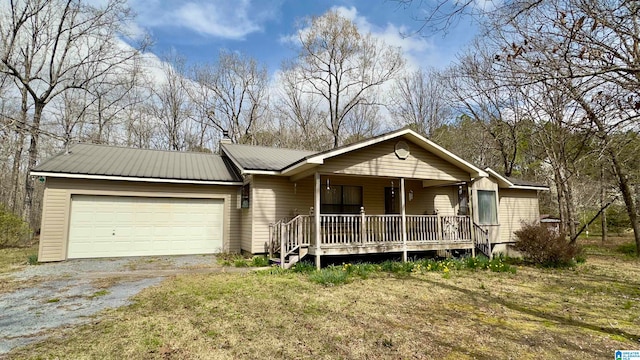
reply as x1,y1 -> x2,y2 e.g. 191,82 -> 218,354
498,0 -> 640,251
442,47 -> 530,177
146,54 -> 192,151
284,9 -> 405,148
190,51 -> 269,145
0,0 -> 144,226
389,68 -> 451,140
273,66 -> 330,150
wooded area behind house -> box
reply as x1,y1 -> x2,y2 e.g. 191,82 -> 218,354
1,0 -> 639,254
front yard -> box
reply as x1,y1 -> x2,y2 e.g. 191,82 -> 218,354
6,238 -> 640,359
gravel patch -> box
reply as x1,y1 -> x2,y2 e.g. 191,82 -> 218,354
0,254 -> 225,355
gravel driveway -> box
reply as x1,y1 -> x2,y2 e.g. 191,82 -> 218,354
0,255 -> 241,355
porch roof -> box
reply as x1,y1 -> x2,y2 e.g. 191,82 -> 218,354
221,128 -> 488,179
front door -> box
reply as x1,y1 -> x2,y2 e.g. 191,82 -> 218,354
384,187 -> 399,214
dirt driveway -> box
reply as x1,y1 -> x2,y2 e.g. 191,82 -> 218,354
0,255 -> 248,355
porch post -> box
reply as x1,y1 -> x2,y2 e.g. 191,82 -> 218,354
468,181 -> 476,258
314,172 -> 321,270
400,177 -> 407,262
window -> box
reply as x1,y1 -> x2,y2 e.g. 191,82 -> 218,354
241,184 -> 250,208
477,190 -> 497,224
321,185 -> 362,214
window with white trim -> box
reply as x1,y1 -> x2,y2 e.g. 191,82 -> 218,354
477,190 -> 497,224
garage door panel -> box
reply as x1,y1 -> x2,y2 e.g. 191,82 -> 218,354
68,195 -> 224,259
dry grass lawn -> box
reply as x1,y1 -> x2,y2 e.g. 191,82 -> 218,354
0,244 -> 38,274
7,237 -> 640,359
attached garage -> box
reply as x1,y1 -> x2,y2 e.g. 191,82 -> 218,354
32,144 -> 243,262
67,195 -> 224,258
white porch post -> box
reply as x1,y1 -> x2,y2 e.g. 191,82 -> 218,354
400,177 -> 407,262
468,182 -> 476,258
314,172 -> 321,270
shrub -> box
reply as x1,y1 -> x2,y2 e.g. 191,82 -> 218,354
513,222 -> 581,267
0,204 -> 31,248
27,254 -> 38,265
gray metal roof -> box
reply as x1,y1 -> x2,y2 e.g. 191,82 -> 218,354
506,176 -> 547,188
222,143 -> 317,171
33,144 -> 242,182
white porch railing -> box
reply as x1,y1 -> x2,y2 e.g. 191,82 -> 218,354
269,212 -> 474,253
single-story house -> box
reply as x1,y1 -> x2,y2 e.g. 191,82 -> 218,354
31,128 -> 548,268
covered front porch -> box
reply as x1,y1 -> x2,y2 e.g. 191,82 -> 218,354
269,173 -> 490,268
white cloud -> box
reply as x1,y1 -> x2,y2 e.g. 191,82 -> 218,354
129,0 -> 277,40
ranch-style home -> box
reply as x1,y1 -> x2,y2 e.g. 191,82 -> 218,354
31,128 -> 548,268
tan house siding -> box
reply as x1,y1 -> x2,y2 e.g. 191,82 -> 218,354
498,189 -> 540,243
240,176 -> 253,253
251,175 -> 314,254
319,139 -> 470,181
38,178 -> 241,261
38,186 -> 70,261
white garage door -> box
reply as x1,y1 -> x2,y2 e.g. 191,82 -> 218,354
67,195 -> 224,259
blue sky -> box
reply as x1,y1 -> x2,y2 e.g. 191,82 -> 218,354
127,0 -> 478,74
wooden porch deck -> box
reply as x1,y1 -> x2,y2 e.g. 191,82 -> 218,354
270,212 -> 490,268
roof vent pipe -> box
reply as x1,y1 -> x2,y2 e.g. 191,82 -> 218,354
220,130 -> 232,145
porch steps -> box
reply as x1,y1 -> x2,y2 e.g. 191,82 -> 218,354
271,245 -> 309,269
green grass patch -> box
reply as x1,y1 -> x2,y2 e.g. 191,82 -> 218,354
308,265 -> 350,286
616,242 -> 637,256
89,290 -> 110,298
249,255 -> 270,267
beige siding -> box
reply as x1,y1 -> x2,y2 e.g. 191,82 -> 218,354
240,176 -> 253,253
251,175 -> 314,254
498,189 -> 540,243
319,139 -> 470,181
38,178 -> 241,261
39,186 -> 70,261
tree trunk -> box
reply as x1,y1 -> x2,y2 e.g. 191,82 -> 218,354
23,101 -> 44,228
11,86 -> 29,213
601,165 -> 607,243
609,149 -> 640,256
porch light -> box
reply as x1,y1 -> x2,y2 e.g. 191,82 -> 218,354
326,178 -> 330,190
409,190 -> 414,201
391,181 -> 395,196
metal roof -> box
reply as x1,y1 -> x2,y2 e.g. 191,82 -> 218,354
221,143 -> 316,171
32,144 -> 241,182
506,176 -> 546,188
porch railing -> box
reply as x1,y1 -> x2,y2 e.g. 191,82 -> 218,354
270,210 -> 474,254
269,215 -> 313,262
473,222 -> 491,258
